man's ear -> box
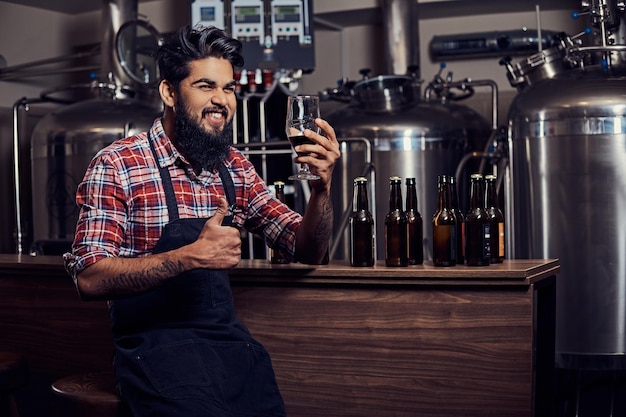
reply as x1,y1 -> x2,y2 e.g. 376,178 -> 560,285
159,80 -> 176,108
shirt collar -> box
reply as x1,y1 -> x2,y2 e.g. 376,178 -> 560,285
148,117 -> 190,169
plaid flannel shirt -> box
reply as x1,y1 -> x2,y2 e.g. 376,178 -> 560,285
64,118 -> 301,279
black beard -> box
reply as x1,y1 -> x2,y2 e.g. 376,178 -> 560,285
173,102 -> 233,172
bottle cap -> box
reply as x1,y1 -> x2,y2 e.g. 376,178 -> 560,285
274,180 -> 285,186
470,173 -> 483,180
406,177 -> 416,184
354,176 -> 368,183
485,174 -> 496,181
390,175 -> 402,183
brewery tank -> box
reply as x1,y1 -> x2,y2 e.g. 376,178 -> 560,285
325,74 -> 492,260
30,95 -> 159,252
26,0 -> 162,254
504,3 -> 626,369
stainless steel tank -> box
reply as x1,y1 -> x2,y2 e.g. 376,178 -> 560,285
326,74 -> 492,260
504,6 -> 626,368
30,96 -> 159,252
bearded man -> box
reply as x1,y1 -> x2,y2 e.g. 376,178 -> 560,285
64,25 -> 340,417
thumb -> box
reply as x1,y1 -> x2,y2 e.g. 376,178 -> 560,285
208,197 -> 229,226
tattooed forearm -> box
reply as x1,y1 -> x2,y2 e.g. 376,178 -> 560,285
314,198 -> 333,244
295,194 -> 333,264
95,259 -> 185,296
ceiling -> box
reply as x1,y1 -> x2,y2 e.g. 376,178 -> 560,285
2,0 -> 579,17
0,0 -> 155,14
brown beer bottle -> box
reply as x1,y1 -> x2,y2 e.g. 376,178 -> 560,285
405,177 -> 423,265
449,175 -> 465,264
385,176 -> 408,267
465,174 -> 490,266
270,181 -> 290,264
485,174 -> 505,263
432,175 -> 457,266
350,177 -> 375,267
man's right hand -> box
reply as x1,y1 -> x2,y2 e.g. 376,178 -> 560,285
192,197 -> 242,270
76,198 -> 242,300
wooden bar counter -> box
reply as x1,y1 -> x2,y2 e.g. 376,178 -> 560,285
0,255 -> 558,417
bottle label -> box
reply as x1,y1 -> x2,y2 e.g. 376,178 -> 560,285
498,222 -> 505,257
482,223 -> 491,260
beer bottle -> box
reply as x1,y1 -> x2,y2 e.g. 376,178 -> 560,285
350,177 -> 375,267
385,176 -> 408,267
270,181 -> 290,264
449,175 -> 465,264
405,177 -> 423,265
485,174 -> 505,263
432,175 -> 457,266
465,174 -> 490,266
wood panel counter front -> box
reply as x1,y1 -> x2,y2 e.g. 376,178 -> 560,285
0,256 -> 558,417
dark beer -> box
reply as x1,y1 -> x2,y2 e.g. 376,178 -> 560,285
432,175 -> 457,267
465,174 -> 490,266
385,176 -> 408,267
485,174 -> 505,263
287,135 -> 315,156
270,181 -> 290,264
350,177 -> 375,267
405,178 -> 423,265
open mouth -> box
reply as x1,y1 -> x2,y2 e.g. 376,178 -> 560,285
203,108 -> 228,124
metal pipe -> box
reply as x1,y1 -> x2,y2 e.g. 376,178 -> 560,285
328,137 -> 374,261
536,5 -> 542,52
258,99 -> 268,181
0,65 -> 100,81
12,97 -> 45,254
102,0 -> 138,96
381,0 -> 420,76
425,78 -> 499,130
468,79 -> 499,130
0,50 -> 99,78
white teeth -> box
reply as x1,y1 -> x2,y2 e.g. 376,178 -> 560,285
208,112 -> 223,119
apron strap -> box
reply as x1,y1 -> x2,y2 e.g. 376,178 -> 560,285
148,136 -> 180,221
217,163 -> 236,210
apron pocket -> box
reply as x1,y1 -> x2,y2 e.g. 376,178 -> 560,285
136,339 -> 214,400
136,339 -> 284,416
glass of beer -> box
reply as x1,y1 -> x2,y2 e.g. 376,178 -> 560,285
285,95 -> 321,181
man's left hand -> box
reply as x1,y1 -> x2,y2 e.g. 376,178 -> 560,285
293,118 -> 341,190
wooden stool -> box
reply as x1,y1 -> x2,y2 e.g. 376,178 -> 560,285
0,351 -> 29,417
51,371 -> 126,417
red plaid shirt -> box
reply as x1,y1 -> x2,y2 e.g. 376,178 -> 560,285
65,118 -> 301,278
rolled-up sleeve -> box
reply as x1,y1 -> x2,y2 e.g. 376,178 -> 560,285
64,153 -> 128,279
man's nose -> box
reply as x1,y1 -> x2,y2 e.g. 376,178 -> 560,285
211,88 -> 228,106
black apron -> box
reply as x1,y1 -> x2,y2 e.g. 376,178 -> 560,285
109,137 -> 286,417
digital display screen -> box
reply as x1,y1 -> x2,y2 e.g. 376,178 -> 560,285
200,6 -> 216,22
235,6 -> 261,23
274,5 -> 300,23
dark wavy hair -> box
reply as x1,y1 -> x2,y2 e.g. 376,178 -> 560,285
156,25 -> 244,90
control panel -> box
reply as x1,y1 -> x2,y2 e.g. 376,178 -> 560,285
270,0 -> 311,46
191,0 -> 226,30
231,0 -> 265,45
191,0 -> 315,72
